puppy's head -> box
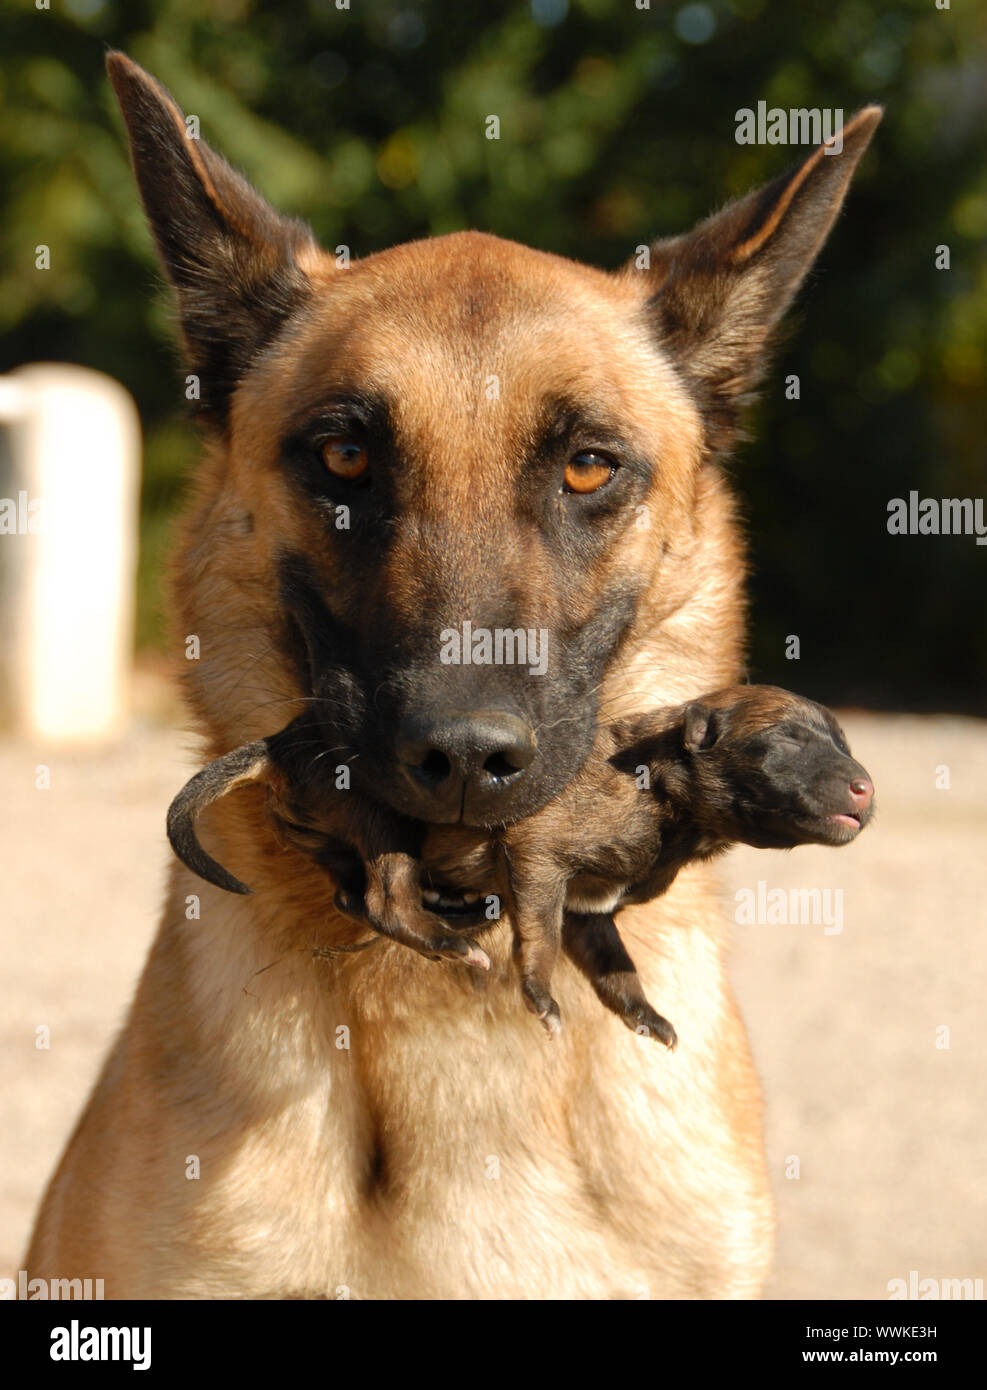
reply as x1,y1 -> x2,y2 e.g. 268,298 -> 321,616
108,54 -> 880,828
673,685 -> 875,848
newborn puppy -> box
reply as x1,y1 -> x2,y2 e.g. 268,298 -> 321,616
482,684 -> 875,1043
166,687 -> 873,1045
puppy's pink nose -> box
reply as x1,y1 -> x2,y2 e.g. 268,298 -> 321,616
849,777 -> 873,810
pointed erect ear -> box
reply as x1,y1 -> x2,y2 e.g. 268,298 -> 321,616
633,107 -> 882,457
106,52 -> 324,426
682,702 -> 719,753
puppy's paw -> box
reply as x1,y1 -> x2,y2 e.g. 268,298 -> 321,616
521,978 -> 563,1039
624,1005 -> 678,1051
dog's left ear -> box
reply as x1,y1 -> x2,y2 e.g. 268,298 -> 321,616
107,52 -> 325,427
632,107 -> 882,456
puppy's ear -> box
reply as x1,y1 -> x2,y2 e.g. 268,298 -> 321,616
631,106 -> 881,456
682,702 -> 720,752
107,52 -> 326,427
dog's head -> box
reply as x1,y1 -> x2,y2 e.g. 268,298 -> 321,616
109,55 -> 879,828
649,684 -> 875,848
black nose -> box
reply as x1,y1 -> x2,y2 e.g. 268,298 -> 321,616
397,708 -> 537,820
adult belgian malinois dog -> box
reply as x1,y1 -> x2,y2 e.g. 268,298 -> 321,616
25,55 -> 880,1298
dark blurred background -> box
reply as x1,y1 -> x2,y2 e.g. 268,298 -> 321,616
2,0 -> 985,711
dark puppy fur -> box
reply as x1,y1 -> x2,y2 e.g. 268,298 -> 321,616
168,684 -> 873,1045
488,683 -> 874,1041
167,717 -> 493,970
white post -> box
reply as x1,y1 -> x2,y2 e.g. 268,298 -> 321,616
0,364 -> 140,742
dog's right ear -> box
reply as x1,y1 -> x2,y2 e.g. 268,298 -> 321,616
631,106 -> 882,458
107,52 -> 325,427
682,703 -> 720,752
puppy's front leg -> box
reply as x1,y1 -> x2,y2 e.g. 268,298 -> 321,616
330,804 -> 490,969
562,912 -> 677,1050
360,850 -> 491,970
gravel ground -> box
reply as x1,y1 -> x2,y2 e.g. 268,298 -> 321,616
2,705 -> 984,1299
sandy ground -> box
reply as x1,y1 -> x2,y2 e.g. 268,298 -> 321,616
1,703 -> 984,1299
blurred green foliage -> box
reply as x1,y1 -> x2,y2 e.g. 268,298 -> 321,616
1,0 -> 985,710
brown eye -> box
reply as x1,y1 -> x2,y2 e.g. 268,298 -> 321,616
563,451 -> 616,495
322,436 -> 369,481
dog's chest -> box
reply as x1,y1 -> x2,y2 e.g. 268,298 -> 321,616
199,1032 -> 648,1296
180,978 -> 751,1299
132,894 -> 771,1300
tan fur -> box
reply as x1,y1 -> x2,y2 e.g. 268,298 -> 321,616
25,62 -> 880,1298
